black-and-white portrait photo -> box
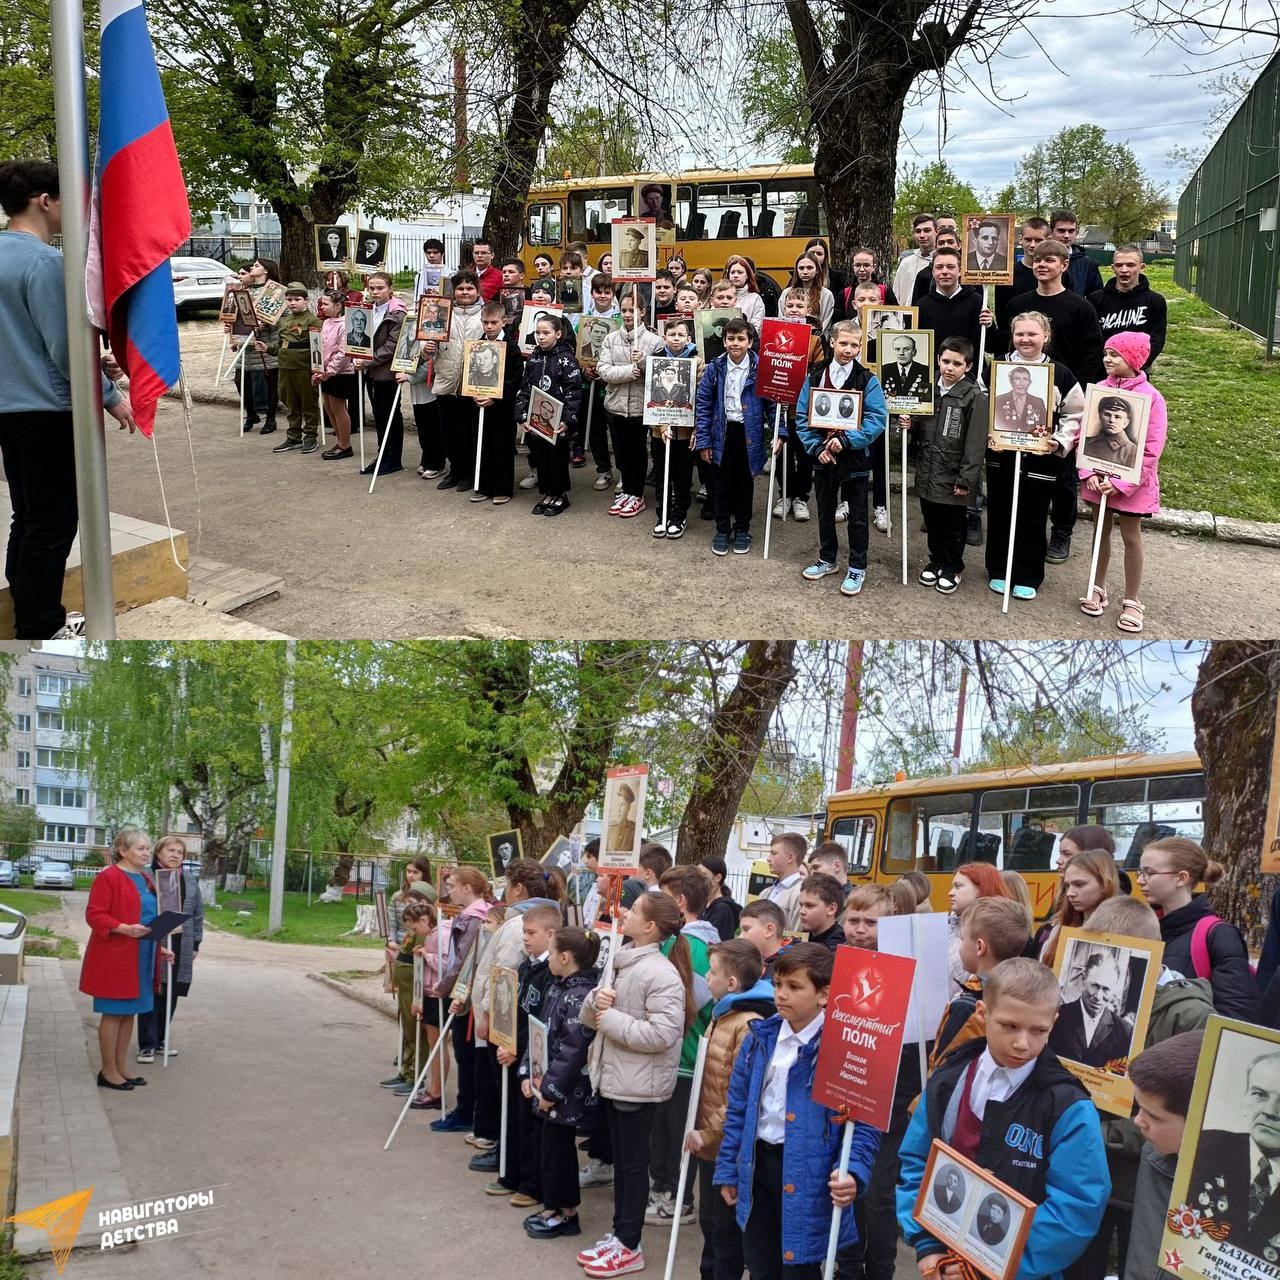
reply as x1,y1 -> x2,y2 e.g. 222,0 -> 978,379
970,1192 -> 1013,1252
932,1164 -> 967,1217
461,339 -> 504,398
1049,941 -> 1143,1071
540,836 -> 575,876
1188,1033 -> 1280,1266
961,213 -> 1015,285
989,361 -> 1054,451
611,219 -> 657,281
809,389 -> 863,433
879,330 -> 934,414
416,295 -> 452,343
354,228 -> 389,270
576,315 -> 617,369
315,224 -> 350,270
858,303 -> 914,367
391,319 -> 422,373
488,830 -> 522,878
344,305 -> 374,358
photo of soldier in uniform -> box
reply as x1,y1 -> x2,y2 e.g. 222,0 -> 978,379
416,295 -> 453,343
1079,385 -> 1152,486
989,361 -> 1054,451
611,219 -> 657,281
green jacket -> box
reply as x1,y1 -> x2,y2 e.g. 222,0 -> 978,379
276,309 -> 321,369
662,920 -> 718,1077
911,378 -> 987,506
1102,972 -> 1214,1206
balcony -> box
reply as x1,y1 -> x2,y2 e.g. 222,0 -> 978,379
34,767 -> 89,789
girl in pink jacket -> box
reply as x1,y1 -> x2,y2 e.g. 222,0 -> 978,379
314,289 -> 357,459
1078,331 -> 1167,633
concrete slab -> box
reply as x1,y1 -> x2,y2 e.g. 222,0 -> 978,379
114,598 -> 291,639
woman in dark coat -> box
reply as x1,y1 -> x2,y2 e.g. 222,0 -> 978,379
699,856 -> 742,941
136,835 -> 205,1063
79,829 -> 173,1090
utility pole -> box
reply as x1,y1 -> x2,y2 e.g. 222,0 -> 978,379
951,666 -> 968,774
835,642 -> 864,792
267,641 -> 296,934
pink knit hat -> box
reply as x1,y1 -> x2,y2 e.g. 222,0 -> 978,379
1104,331 -> 1150,373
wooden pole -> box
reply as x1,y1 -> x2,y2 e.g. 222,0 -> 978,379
1001,452 -> 1023,615
473,404 -> 486,493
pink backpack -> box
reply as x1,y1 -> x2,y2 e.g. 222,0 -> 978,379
1189,914 -> 1256,980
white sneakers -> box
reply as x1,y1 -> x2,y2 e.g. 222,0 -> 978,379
873,505 -> 890,531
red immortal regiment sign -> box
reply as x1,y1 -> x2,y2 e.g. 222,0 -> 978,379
812,946 -> 917,1130
756,318 -> 812,404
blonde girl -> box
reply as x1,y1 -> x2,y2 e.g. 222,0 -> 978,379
1038,849 -> 1120,968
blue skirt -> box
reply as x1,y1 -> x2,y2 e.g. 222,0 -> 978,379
93,939 -> 157,1015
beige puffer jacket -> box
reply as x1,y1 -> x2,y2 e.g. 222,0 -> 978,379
597,326 -> 664,418
429,301 -> 485,395
582,942 -> 683,1103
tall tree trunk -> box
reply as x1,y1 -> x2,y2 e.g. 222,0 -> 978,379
481,0 -> 591,258
1191,641 -> 1280,947
677,642 -> 798,863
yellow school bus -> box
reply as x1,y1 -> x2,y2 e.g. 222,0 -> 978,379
821,751 -> 1205,922
520,164 -> 827,287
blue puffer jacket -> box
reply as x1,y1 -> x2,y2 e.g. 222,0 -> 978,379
694,350 -> 767,474
713,1014 -> 882,1264
794,364 -> 888,477
535,968 -> 598,1128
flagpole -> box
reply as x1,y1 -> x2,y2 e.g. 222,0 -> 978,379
51,0 -> 117,638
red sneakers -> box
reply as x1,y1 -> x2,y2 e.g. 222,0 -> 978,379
583,1244 -> 645,1277
577,1235 -> 619,1267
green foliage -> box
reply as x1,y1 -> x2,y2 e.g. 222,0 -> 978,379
1080,149 -> 1167,243
966,704 -> 1164,771
894,162 -> 980,242
740,29 -> 814,159
740,752 -> 826,816
0,803 -> 39,856
25,925 -> 79,960
202,888 -> 384,947
540,104 -> 650,181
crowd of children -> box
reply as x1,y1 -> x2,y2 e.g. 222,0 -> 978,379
388,820 -> 1261,1280
226,212 -> 1168,628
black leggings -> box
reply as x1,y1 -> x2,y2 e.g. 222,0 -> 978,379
542,1118 -> 582,1213
450,1016 -> 476,1120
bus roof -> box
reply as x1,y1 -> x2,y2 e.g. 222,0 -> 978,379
825,750 -> 1203,804
528,163 -> 816,195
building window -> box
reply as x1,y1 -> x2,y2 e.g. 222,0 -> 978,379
15,788 -> 30,805
36,747 -> 82,770
232,202 -> 251,221
16,751 -> 30,768
37,785 -> 88,808
36,710 -> 66,731
16,676 -> 31,696
37,673 -> 80,696
42,823 -> 87,844
15,714 -> 30,733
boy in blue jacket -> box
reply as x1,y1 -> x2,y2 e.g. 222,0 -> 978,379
695,317 -> 777,557
897,957 -> 1109,1280
714,942 -> 881,1280
794,318 -> 888,597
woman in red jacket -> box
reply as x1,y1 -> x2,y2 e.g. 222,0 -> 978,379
79,829 -> 171,1090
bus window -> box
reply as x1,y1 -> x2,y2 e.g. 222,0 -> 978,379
762,179 -> 826,238
976,784 -> 1081,872
830,815 -> 876,877
1090,773 -> 1205,869
526,202 -> 563,247
885,793 -> 975,874
694,183 -> 761,238
568,188 -> 632,243
674,185 -> 693,239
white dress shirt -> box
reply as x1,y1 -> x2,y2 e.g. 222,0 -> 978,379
724,355 -> 750,420
758,1012 -> 825,1143
967,1049 -> 1037,1120
828,360 -> 854,389
370,301 -> 389,330
1080,1003 -> 1104,1048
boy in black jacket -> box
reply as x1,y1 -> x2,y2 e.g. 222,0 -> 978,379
916,247 -> 995,362
901,336 -> 987,594
492,903 -> 560,1204
475,300 -> 526,504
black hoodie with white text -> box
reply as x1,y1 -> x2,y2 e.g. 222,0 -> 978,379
1087,273 -> 1167,367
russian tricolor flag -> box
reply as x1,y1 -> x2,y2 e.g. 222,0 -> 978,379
87,0 -> 190,438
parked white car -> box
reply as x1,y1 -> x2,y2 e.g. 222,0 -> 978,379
32,860 -> 74,889
171,256 -> 238,313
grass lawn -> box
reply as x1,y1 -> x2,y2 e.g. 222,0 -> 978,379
24,924 -> 79,960
202,887 -> 384,948
0,888 -> 62,917
1144,264 -> 1280,521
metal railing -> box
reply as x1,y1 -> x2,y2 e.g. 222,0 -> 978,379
1175,51 -> 1280,354
0,903 -> 26,941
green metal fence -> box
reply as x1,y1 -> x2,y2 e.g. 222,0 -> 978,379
1176,52 -> 1280,355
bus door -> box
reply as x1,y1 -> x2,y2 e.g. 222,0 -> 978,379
524,199 -> 565,255
883,791 -> 977,910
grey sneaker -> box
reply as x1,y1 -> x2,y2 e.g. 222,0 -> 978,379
51,612 -> 86,639
519,473 -> 539,490
593,471 -> 614,491
272,439 -> 304,452
1046,533 -> 1071,563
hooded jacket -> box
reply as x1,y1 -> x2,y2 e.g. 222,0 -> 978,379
515,338 -> 583,434
663,919 -> 717,1075
597,324 -> 664,418
692,980 -> 777,1162
319,316 -> 356,378
473,896 -> 562,1016
1123,1144 -> 1179,1280
437,895 -> 493,998
912,378 -> 987,506
582,941 -> 684,1103
1066,244 -> 1105,298
1077,370 -> 1167,515
429,299 -> 485,396
898,1037 -> 1110,1280
714,1013 -> 882,1264
1156,894 -> 1259,1020
1088,275 -> 1167,367
536,968 -> 599,1127
1100,970 -> 1213,1206
703,894 -> 742,941
694,350 -> 767,473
